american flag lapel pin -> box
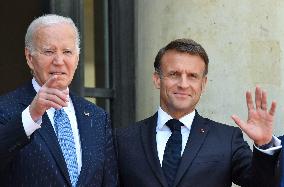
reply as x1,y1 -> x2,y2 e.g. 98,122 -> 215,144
84,111 -> 90,116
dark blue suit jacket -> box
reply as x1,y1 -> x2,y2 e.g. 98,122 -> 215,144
115,112 -> 279,187
278,136 -> 284,187
0,82 -> 118,187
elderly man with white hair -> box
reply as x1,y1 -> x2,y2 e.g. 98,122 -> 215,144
0,14 -> 118,187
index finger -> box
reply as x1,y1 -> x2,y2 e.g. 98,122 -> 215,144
42,75 -> 58,89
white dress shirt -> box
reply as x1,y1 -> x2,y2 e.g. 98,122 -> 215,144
21,78 -> 82,173
156,107 -> 281,166
156,107 -> 194,166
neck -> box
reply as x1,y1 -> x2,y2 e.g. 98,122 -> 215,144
162,108 -> 194,119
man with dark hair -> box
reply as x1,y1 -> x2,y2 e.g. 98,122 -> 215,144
0,14 -> 117,187
115,38 -> 280,187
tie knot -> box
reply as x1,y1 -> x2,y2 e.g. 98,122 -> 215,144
55,108 -> 64,114
54,108 -> 66,118
166,119 -> 183,132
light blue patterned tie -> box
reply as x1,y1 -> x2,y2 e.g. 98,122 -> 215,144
54,109 -> 79,187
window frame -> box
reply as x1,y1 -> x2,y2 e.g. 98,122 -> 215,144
49,0 -> 136,128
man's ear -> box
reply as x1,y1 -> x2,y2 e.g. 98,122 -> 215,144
152,71 -> 161,89
201,76 -> 207,93
25,48 -> 34,70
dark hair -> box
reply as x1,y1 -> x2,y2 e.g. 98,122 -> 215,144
154,38 -> 209,75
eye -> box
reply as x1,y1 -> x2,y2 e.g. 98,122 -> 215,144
188,73 -> 200,80
63,50 -> 73,56
42,50 -> 55,56
167,71 -> 180,79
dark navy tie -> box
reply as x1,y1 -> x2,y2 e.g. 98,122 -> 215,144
54,109 -> 79,187
162,119 -> 183,187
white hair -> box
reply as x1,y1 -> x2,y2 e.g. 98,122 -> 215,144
25,14 -> 80,54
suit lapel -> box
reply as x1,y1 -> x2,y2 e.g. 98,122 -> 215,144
19,82 -> 72,185
37,93 -> 98,186
71,95 -> 96,185
37,114 -> 71,184
174,111 -> 210,186
141,113 -> 169,187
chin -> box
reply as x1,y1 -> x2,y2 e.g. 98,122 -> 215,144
173,104 -> 194,112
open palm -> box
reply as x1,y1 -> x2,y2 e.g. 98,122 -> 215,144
231,86 -> 276,146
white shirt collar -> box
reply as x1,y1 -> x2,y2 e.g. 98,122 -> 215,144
32,78 -> 41,93
156,106 -> 195,131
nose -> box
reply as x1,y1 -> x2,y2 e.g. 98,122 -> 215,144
52,53 -> 64,65
177,74 -> 190,88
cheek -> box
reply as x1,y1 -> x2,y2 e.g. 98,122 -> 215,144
71,64 -> 78,75
71,60 -> 78,72
193,82 -> 204,94
162,83 -> 176,96
33,64 -> 47,74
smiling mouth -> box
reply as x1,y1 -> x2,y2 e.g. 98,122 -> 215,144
175,92 -> 189,96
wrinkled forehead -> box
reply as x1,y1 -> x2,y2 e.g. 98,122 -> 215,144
33,24 -> 77,48
34,23 -> 76,38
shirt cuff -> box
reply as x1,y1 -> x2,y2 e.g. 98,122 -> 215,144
22,106 -> 42,137
254,136 -> 282,155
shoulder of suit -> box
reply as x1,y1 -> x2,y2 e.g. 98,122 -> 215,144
0,82 -> 34,105
0,81 -> 31,95
200,115 -> 239,131
70,92 -> 106,114
278,135 -> 284,141
115,115 -> 155,135
115,121 -> 141,134
0,82 -> 34,119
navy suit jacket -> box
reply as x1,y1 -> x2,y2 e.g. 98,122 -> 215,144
277,136 -> 284,187
0,82 -> 118,187
115,112 -> 279,187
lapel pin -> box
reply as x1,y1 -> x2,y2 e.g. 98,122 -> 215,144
200,128 -> 205,133
84,111 -> 90,116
